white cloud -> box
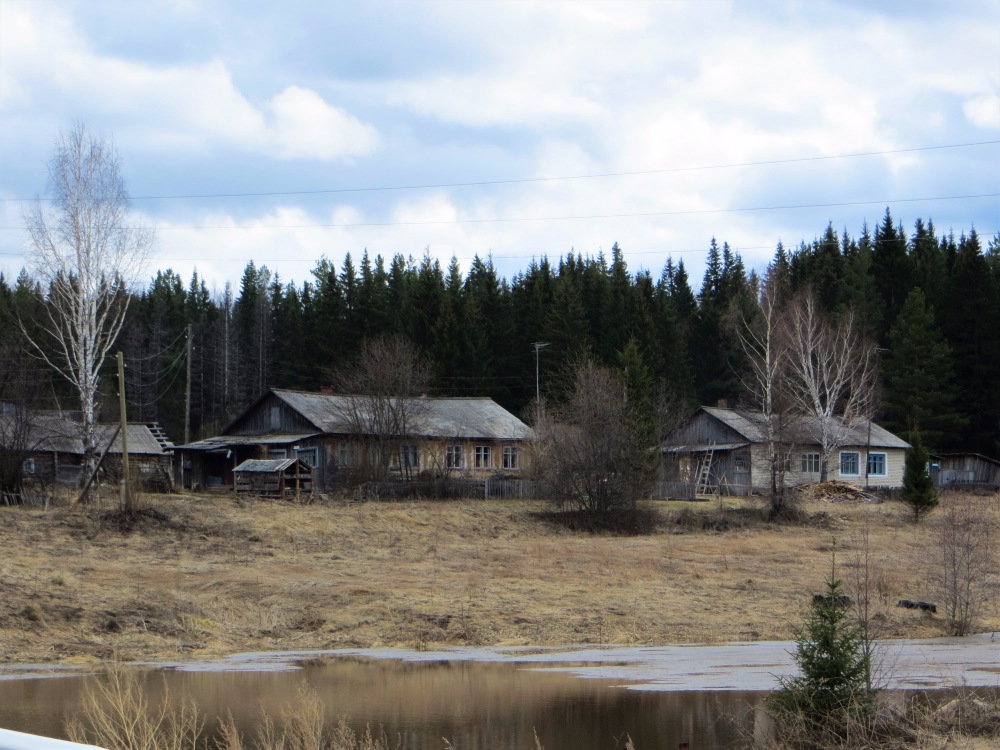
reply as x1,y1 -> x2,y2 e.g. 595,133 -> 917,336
964,94 -> 1000,129
1,3 -> 378,161
266,86 -> 379,160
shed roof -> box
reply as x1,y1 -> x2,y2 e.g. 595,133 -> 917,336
265,390 -> 533,441
233,458 -> 304,473
181,434 -> 320,452
688,406 -> 909,450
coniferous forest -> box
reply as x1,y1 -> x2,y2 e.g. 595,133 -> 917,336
1,209 -> 998,458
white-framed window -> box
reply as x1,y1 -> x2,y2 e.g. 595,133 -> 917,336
474,445 -> 492,469
22,458 -> 35,475
840,451 -> 860,476
867,452 -> 887,477
502,445 -> 520,471
401,443 -> 419,470
801,452 -> 821,473
446,445 -> 465,470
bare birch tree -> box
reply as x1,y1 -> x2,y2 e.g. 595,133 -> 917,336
735,272 -> 795,515
783,291 -> 878,481
22,123 -> 153,500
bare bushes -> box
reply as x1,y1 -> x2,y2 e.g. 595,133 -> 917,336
68,670 -> 398,750
534,359 -> 655,525
218,687 -> 395,750
930,498 -> 997,635
67,667 -> 202,750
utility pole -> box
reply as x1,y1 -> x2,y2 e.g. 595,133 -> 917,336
184,323 -> 192,445
532,342 -> 549,423
117,351 -> 130,511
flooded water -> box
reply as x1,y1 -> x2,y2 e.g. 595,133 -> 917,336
0,658 -> 762,750
1,636 -> 998,750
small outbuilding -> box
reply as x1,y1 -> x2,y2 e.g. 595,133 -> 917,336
930,453 -> 1000,490
233,458 -> 313,498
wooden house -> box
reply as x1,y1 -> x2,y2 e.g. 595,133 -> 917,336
8,410 -> 174,488
660,406 -> 910,497
930,453 -> 1000,489
176,389 -> 533,492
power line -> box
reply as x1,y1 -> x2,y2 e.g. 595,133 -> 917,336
1,191 -> 992,236
116,192 -> 1000,230
2,139 -> 997,203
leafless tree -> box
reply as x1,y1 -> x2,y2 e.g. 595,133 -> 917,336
331,336 -> 432,484
735,271 -> 799,515
930,499 -> 996,636
22,123 -> 153,501
783,291 -> 878,481
535,358 -> 654,516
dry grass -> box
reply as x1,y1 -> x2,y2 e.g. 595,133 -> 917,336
0,489 -> 998,665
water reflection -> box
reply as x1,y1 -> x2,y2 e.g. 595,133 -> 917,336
0,658 -> 763,750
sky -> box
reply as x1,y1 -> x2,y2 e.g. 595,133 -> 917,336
1,0 -> 998,295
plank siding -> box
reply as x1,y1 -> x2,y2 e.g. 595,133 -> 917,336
228,394 -> 318,436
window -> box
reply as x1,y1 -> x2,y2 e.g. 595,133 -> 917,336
401,444 -> 419,470
502,445 -> 520,471
295,447 -> 318,468
840,451 -> 860,476
338,443 -> 354,468
734,454 -> 750,472
22,458 -> 35,475
474,445 -> 492,469
446,445 -> 464,470
867,452 -> 887,477
267,448 -> 287,459
801,452 -> 821,473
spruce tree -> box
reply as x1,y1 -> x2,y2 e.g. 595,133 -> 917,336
771,550 -> 873,725
883,288 -> 965,448
901,432 -> 937,522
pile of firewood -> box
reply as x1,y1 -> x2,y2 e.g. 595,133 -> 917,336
794,480 -> 882,503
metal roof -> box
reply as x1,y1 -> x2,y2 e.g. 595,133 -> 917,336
180,434 -> 319,451
233,458 -> 302,473
662,442 -> 749,454
4,412 -> 174,455
270,390 -> 533,441
697,406 -> 909,450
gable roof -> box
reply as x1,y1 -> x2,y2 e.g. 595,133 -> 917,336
228,389 -> 533,441
696,406 -> 909,450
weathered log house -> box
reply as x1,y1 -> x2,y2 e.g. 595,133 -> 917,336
176,389 -> 533,492
8,410 -> 174,487
661,406 -> 909,497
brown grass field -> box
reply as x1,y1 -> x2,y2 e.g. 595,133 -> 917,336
0,488 -> 997,667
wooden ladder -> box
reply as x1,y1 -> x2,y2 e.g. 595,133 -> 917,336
695,444 -> 715,496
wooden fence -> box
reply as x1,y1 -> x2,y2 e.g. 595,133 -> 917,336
485,477 -> 538,499
651,481 -> 697,500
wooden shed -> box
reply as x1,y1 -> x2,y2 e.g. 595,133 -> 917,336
233,457 -> 313,498
930,453 -> 1000,489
